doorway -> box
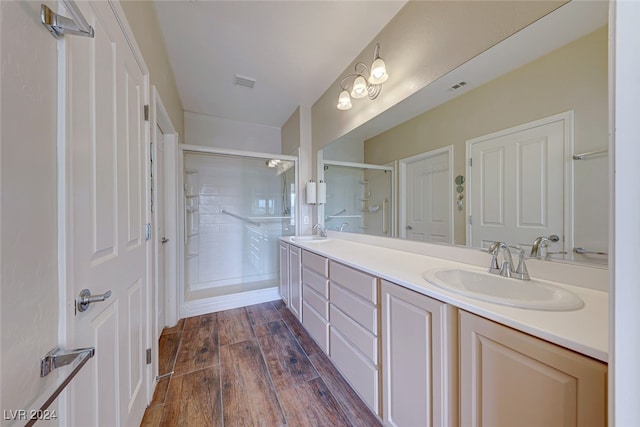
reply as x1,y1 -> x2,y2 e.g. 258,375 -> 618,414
179,146 -> 298,317
150,87 -> 178,388
466,111 -> 574,254
399,146 -> 454,243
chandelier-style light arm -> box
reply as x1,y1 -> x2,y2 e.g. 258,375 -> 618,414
336,43 -> 388,110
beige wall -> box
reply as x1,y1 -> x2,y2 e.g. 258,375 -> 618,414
282,107 -> 301,157
121,0 -> 184,139
311,0 -> 565,154
1,1 -> 60,421
365,27 -> 608,245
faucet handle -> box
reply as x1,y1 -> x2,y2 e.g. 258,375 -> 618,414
509,246 -> 530,280
487,242 -> 501,274
488,241 -> 501,255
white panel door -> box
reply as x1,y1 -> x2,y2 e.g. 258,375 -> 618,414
469,118 -> 566,252
402,148 -> 453,243
63,2 -> 148,425
154,125 -> 167,341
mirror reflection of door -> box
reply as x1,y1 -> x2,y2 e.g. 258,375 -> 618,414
400,146 -> 454,243
467,112 -> 572,256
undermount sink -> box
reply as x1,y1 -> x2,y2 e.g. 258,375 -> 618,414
423,268 -> 583,311
290,235 -> 328,243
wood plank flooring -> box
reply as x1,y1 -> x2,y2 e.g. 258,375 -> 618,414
140,300 -> 382,427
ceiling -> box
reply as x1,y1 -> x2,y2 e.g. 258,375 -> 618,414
154,0 -> 407,129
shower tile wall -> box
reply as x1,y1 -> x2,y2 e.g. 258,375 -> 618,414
185,154 -> 293,293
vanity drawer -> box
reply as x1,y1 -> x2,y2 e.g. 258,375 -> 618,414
330,261 -> 377,304
303,284 -> 328,320
302,301 -> 329,354
302,266 -> 329,298
330,282 -> 377,334
330,327 -> 380,414
330,304 -> 378,364
302,250 -> 329,276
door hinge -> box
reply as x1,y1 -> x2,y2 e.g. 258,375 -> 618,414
469,215 -> 473,225
144,105 -> 149,121
469,158 -> 473,167
146,348 -> 152,365
145,223 -> 151,241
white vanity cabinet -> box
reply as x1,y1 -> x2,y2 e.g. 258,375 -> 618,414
459,310 -> 607,427
301,250 -> 330,353
329,261 -> 381,415
286,241 -> 608,427
278,241 -> 289,305
380,280 -> 458,427
288,245 -> 302,320
279,242 -> 302,321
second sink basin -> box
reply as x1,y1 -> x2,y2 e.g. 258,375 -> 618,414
423,268 -> 583,311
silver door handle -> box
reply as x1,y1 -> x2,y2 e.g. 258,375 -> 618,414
161,237 -> 169,244
406,225 -> 413,230
77,289 -> 112,313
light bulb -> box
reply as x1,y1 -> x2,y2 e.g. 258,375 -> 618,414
351,75 -> 368,99
337,90 -> 352,110
369,58 -> 388,84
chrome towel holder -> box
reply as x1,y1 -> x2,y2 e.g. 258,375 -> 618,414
40,0 -> 94,39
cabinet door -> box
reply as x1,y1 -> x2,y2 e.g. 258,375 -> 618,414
279,242 -> 289,305
289,245 -> 302,320
460,310 -> 607,427
381,280 -> 458,427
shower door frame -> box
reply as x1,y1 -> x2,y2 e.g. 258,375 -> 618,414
176,145 -> 299,318
319,156 -> 396,237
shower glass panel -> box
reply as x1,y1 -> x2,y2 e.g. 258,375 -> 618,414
184,152 -> 296,301
323,163 -> 393,236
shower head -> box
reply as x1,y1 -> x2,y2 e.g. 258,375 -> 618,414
265,159 -> 294,175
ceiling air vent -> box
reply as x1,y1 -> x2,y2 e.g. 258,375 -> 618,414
233,74 -> 256,89
448,81 -> 467,91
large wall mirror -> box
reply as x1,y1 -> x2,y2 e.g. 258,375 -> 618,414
319,1 -> 608,266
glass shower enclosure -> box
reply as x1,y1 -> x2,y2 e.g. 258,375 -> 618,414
322,161 -> 394,237
180,147 -> 297,313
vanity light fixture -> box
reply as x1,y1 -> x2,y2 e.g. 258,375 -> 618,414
337,43 -> 389,111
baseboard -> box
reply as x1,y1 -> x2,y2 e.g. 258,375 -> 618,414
180,286 -> 281,318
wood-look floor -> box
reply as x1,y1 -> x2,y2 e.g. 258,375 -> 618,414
140,300 -> 382,427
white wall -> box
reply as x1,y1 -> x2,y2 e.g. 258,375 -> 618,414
185,111 -> 282,154
0,1 -> 59,421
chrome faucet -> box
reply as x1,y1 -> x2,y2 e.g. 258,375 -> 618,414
488,242 -> 530,280
339,223 -> 349,232
488,242 -> 514,277
313,223 -> 327,238
530,235 -> 560,258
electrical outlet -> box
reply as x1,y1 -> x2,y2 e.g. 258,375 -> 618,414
303,216 -> 309,225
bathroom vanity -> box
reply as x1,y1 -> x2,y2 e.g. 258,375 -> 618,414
279,235 -> 607,427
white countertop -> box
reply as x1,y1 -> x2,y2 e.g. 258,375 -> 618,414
284,236 -> 608,362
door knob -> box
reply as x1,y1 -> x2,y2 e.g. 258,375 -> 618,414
161,237 -> 169,244
77,289 -> 112,313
